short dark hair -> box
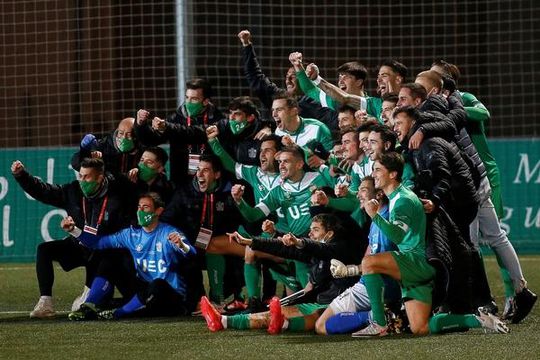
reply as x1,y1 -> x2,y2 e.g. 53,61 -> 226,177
337,61 -> 368,81
380,59 -> 408,79
260,134 -> 283,152
186,78 -> 212,99
357,119 -> 378,133
431,59 -> 461,83
392,105 -> 421,122
338,104 -> 357,116
80,158 -> 105,174
144,146 -> 168,166
375,152 -> 404,182
279,144 -> 305,162
340,125 -> 359,138
400,83 -> 427,102
381,93 -> 399,104
140,192 -> 165,209
370,124 -> 397,151
272,92 -> 298,109
228,96 -> 260,118
312,213 -> 343,234
199,153 -> 223,173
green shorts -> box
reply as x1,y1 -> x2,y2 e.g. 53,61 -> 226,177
391,251 -> 436,304
297,303 -> 327,316
269,261 -> 302,292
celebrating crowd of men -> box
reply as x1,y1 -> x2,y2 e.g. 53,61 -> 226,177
11,30 -> 537,337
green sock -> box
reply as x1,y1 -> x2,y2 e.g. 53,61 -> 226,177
496,254 -> 515,298
244,262 -> 261,298
287,316 -> 306,331
227,314 -> 250,330
206,253 -> 225,303
428,313 -> 481,334
363,273 -> 386,326
294,261 -> 310,288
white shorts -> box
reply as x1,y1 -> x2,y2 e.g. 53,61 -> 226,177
328,282 -> 371,314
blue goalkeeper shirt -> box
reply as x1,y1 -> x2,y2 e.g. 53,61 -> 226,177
79,222 -> 196,296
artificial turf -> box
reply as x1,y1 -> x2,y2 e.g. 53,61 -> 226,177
0,256 -> 539,360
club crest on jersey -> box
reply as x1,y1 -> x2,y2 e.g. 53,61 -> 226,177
136,244 -> 143,253
216,201 -> 225,212
248,147 -> 257,159
284,191 -> 292,200
156,242 -> 162,252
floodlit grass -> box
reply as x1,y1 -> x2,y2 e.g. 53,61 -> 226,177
0,257 -> 539,360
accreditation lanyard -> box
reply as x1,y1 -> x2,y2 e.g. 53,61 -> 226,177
81,196 -> 108,234
195,193 -> 214,249
200,193 -> 214,229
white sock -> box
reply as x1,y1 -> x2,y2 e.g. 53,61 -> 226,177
282,319 -> 289,330
222,315 -> 228,329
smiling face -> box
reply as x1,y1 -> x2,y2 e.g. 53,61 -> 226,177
372,160 -> 393,192
338,73 -> 363,94
340,131 -> 359,160
285,67 -> 298,95
259,140 -> 278,173
359,130 -> 371,155
393,112 -> 415,144
196,160 -> 220,192
377,65 -> 402,96
381,100 -> 397,127
338,110 -> 356,130
357,178 -> 376,209
277,151 -> 303,181
367,131 -> 387,161
272,98 -> 298,131
308,220 -> 331,242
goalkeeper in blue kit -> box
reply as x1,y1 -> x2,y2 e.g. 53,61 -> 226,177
63,192 -> 196,320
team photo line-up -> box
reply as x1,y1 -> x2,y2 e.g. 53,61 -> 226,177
11,29 -> 536,338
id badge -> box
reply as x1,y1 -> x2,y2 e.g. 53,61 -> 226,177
188,154 -> 201,175
195,227 -> 212,249
83,225 -> 98,235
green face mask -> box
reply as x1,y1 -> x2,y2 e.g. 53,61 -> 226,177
137,210 -> 156,227
229,119 -> 249,135
117,137 -> 134,152
138,162 -> 158,182
185,102 -> 204,117
80,180 -> 100,197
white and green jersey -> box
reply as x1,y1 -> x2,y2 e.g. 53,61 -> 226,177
372,184 -> 426,256
349,157 -> 373,193
255,171 -> 333,236
235,164 -> 280,203
275,117 -> 334,152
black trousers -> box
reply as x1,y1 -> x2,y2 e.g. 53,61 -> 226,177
35,237 -> 99,296
96,251 -> 188,316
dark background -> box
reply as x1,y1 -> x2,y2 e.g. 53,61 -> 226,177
1,0 -> 539,147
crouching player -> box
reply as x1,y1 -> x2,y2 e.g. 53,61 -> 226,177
63,192 -> 196,320
338,153 -> 508,337
200,214 -> 361,334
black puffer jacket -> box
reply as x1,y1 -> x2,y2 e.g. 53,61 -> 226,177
13,170 -> 134,235
134,103 -> 223,185
241,44 -> 339,131
420,93 -> 486,188
71,133 -> 143,176
409,137 -> 479,212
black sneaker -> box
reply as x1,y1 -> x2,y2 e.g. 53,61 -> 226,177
68,302 -> 98,321
477,300 -> 498,316
512,288 -> 537,324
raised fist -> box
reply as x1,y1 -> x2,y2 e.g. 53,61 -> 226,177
238,30 -> 252,46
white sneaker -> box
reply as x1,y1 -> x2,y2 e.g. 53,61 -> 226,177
71,286 -> 91,311
351,321 -> 388,337
30,296 -> 56,318
476,307 -> 509,334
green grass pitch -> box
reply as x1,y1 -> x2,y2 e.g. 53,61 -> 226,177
0,256 -> 539,360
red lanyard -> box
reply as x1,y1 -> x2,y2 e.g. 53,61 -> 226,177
82,196 -> 108,227
188,113 -> 208,153
187,113 -> 208,127
200,193 -> 214,228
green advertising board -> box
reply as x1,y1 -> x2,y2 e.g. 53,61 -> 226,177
0,139 -> 539,262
